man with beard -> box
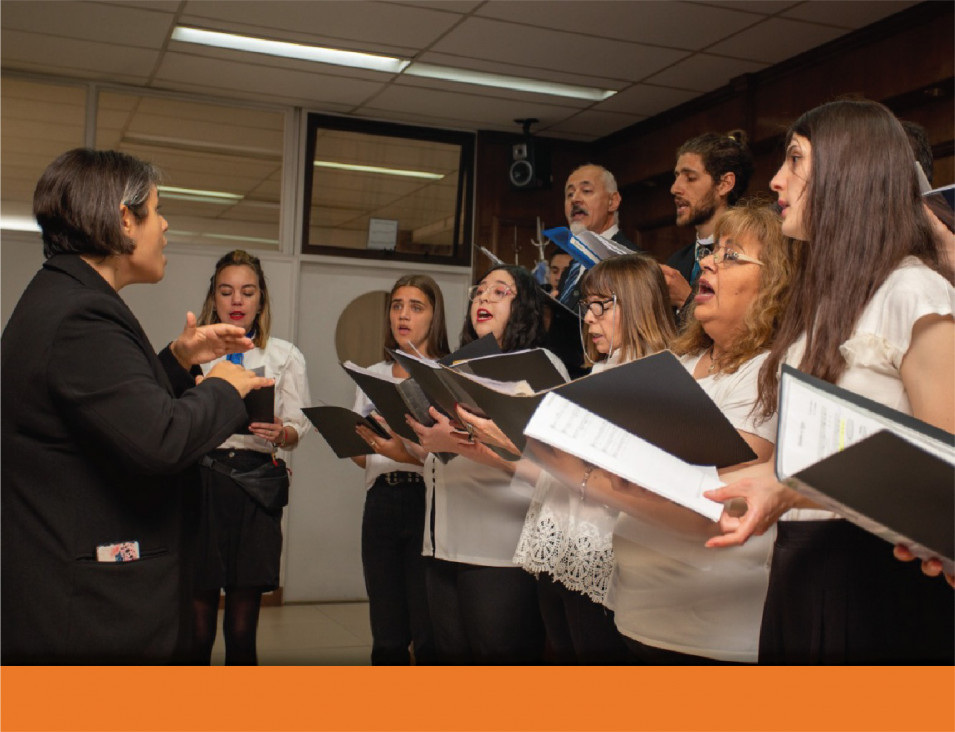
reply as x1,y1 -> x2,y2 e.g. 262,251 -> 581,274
661,130 -> 753,315
549,164 -> 640,377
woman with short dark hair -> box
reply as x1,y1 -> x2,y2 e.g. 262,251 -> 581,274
1,148 -> 269,664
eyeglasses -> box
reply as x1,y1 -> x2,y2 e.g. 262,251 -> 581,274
696,243 -> 763,267
467,284 -> 514,303
577,295 -> 616,318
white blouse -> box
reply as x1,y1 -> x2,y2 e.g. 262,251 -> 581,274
352,360 -> 424,490
608,351 -> 777,663
783,257 -> 955,521
201,336 -> 311,454
422,349 -> 570,568
512,355 -> 622,604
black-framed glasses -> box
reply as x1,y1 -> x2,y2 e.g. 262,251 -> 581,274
467,284 -> 514,303
696,243 -> 763,267
577,295 -> 616,318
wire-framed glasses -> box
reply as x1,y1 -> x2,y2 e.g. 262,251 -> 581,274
467,284 -> 514,302
696,243 -> 763,267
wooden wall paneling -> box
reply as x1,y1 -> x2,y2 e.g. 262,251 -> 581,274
475,131 -> 590,274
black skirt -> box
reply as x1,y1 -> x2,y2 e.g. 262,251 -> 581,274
759,520 -> 954,665
194,449 -> 283,592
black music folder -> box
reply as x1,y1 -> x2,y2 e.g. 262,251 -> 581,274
443,350 -> 755,466
303,405 -> 389,459
239,384 -> 274,434
776,365 -> 955,574
340,362 -> 434,443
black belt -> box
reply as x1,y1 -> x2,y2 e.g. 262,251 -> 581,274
375,471 -> 423,486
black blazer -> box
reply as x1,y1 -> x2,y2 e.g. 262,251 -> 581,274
1,254 -> 247,663
666,241 -> 697,285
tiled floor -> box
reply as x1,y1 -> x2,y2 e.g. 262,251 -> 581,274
210,601 -> 373,665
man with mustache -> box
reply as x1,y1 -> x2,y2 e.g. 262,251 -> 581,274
550,164 -> 640,377
662,131 -> 754,316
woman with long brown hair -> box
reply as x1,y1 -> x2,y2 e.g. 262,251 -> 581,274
514,253 -> 674,664
349,273 -> 449,665
706,99 -> 954,664
191,250 -> 313,665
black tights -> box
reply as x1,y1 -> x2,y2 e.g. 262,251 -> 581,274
192,588 -> 263,665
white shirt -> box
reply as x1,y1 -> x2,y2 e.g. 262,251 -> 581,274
512,354 -> 622,604
607,351 -> 777,663
352,360 -> 424,490
201,336 -> 312,454
423,349 -> 570,567
782,257 -> 955,521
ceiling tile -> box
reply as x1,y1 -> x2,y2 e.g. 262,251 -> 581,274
781,0 -> 918,29
1,0 -> 174,47
475,0 -> 761,50
155,51 -> 388,107
0,29 -> 159,83
597,84 -> 700,117
384,1 -> 482,13
702,1 -> 799,16
361,84 -> 580,128
429,17 -> 690,82
544,109 -> 646,139
644,53 -> 766,93
181,0 -> 461,54
707,17 -> 848,63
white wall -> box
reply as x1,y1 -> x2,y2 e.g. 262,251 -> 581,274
2,236 -> 470,602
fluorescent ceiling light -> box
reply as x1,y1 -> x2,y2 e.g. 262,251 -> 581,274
169,230 -> 280,246
158,185 -> 243,205
1,216 -> 40,232
172,26 -> 409,74
404,63 -> 616,102
315,161 -> 444,180
171,26 -> 614,102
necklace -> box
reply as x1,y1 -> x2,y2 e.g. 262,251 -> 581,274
707,345 -> 725,374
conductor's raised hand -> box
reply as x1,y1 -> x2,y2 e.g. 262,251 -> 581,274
204,360 -> 273,398
169,311 -> 254,368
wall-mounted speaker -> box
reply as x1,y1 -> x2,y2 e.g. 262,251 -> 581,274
508,138 -> 550,190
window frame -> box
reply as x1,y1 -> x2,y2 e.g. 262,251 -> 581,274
301,113 -> 474,266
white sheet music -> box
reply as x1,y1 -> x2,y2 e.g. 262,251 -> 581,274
524,392 -> 724,521
776,372 -> 955,480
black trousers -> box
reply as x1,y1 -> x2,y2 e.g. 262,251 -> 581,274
426,558 -> 544,665
536,573 -> 628,664
361,473 -> 434,665
622,636 -> 747,665
760,520 -> 954,665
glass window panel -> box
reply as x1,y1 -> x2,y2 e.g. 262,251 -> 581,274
1,78 -> 86,229
96,92 -> 285,250
303,114 -> 473,265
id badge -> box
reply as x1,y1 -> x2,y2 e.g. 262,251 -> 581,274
96,540 -> 141,562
